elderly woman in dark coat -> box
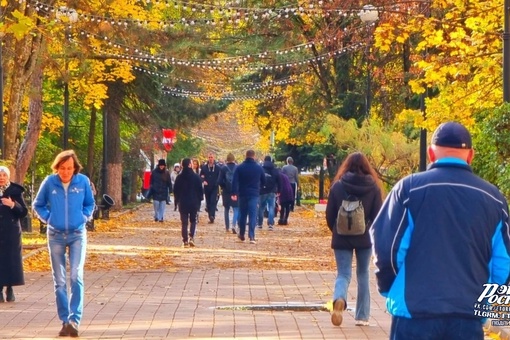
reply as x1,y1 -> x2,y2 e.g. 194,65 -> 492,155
0,166 -> 28,302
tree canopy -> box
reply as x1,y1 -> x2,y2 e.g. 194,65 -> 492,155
1,0 -> 508,204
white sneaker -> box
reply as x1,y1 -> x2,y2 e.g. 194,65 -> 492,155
355,320 -> 370,326
268,225 -> 274,231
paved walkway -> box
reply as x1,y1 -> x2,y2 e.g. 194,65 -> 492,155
1,201 -> 393,339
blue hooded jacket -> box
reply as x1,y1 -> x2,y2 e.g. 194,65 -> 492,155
33,173 -> 96,232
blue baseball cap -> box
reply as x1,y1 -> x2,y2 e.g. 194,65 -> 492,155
431,122 -> 472,149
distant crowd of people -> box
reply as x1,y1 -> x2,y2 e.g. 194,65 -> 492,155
144,150 -> 300,246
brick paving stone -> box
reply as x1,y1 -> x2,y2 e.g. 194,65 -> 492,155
1,203 -> 395,339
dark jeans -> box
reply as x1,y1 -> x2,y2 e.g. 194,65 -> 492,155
179,210 -> 198,242
279,201 -> 292,223
204,186 -> 219,219
238,196 -> 259,240
290,183 -> 297,210
390,316 -> 483,340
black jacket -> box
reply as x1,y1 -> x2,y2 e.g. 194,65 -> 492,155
149,167 -> 172,201
0,182 -> 28,286
326,172 -> 382,249
200,162 -> 221,189
260,160 -> 281,195
174,168 -> 203,213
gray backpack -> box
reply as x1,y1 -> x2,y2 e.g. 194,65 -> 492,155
335,195 -> 366,235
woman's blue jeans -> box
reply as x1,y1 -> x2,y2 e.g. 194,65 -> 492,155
333,247 -> 371,321
47,228 -> 87,325
153,200 -> 166,221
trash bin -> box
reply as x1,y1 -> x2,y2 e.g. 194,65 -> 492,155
21,214 -> 32,232
99,194 -> 115,220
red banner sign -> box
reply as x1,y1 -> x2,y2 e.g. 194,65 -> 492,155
161,129 -> 176,151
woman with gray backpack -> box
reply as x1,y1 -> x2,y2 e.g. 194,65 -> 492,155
325,152 -> 384,328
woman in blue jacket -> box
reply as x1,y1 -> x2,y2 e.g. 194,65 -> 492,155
33,150 -> 95,338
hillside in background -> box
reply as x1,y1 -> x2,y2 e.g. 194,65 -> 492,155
191,106 -> 262,162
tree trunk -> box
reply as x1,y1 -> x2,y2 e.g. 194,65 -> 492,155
4,5 -> 45,165
130,171 -> 139,203
103,81 -> 125,211
15,62 -> 44,184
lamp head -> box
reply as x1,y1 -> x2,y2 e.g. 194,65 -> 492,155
359,4 -> 379,23
56,7 -> 78,23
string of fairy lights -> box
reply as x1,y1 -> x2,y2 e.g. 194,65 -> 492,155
93,42 -> 364,71
76,20 -> 371,68
28,0 -> 376,29
132,66 -> 300,88
144,40 -> 362,100
29,0 -> 429,29
23,0 -> 382,100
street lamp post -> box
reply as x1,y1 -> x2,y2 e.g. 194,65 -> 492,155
56,7 -> 78,150
359,5 -> 379,117
101,107 -> 108,218
0,5 -> 4,159
504,0 -> 510,102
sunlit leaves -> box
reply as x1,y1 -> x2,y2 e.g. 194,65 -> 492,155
5,10 -> 36,39
373,0 -> 503,130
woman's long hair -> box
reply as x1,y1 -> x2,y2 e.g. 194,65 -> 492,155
332,152 -> 384,196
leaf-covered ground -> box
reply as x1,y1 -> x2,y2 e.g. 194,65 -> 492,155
24,203 -> 335,273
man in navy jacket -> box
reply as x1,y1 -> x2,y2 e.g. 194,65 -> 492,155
371,122 -> 510,339
231,150 -> 265,244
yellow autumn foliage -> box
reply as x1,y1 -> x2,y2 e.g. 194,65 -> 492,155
373,0 -> 503,129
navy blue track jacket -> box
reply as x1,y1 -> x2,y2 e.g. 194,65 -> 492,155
370,158 -> 510,319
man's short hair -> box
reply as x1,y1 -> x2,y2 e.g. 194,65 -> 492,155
246,150 -> 255,158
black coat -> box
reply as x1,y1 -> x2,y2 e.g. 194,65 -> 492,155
200,162 -> 221,190
326,172 -> 382,249
0,182 -> 28,287
260,161 -> 281,195
149,167 -> 172,201
174,168 -> 203,213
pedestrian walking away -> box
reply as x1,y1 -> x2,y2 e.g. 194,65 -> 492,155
231,149 -> 265,244
325,152 -> 383,327
282,156 -> 299,211
218,153 -> 239,234
200,152 -> 221,223
32,150 -> 96,337
257,155 -> 281,230
0,166 -> 28,304
174,158 -> 204,247
277,172 -> 294,225
371,122 -> 510,340
148,159 -> 172,222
